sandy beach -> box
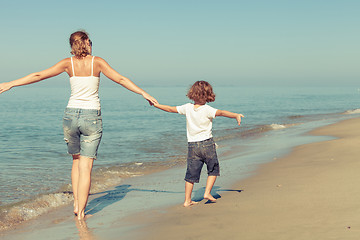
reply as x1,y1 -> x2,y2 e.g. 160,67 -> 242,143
2,117 -> 360,240
129,117 -> 360,240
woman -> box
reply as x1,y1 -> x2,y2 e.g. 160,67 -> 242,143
0,31 -> 157,220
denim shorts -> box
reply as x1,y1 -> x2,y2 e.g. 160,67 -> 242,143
185,138 -> 220,183
63,108 -> 103,159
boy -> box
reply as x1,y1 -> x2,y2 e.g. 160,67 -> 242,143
154,81 -> 244,207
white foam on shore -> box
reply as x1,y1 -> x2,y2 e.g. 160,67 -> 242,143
0,193 -> 73,231
0,159 -> 186,233
270,124 -> 287,130
344,109 -> 360,114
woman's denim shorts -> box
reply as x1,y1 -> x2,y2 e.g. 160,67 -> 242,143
185,138 -> 220,183
63,108 -> 103,159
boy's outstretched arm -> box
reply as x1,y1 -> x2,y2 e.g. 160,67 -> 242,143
154,103 -> 178,113
216,110 -> 244,125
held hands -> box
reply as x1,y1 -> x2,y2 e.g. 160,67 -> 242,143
142,92 -> 158,106
0,82 -> 13,94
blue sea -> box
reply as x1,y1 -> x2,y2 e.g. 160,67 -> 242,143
0,84 -> 359,231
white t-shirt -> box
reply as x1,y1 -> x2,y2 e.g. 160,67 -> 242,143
176,103 -> 217,142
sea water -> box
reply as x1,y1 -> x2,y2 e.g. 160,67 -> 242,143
0,84 -> 359,230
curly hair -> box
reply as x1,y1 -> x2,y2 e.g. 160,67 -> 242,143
187,81 -> 216,104
69,31 -> 91,58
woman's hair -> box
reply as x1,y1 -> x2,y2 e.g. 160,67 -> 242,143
69,31 -> 91,58
187,81 -> 216,104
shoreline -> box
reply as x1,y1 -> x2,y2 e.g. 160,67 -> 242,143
128,117 -> 360,240
1,116 -> 360,239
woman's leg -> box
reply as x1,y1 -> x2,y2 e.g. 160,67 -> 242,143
77,155 -> 94,220
72,154 -> 81,215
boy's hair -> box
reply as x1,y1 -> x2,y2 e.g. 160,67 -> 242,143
187,81 -> 216,104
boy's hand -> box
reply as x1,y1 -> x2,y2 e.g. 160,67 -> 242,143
236,114 -> 244,126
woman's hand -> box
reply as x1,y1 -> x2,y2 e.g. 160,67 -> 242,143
142,92 -> 158,106
0,82 -> 13,94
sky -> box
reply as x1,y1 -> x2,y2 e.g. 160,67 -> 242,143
0,0 -> 359,87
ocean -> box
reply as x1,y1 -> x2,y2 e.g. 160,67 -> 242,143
0,84 -> 359,231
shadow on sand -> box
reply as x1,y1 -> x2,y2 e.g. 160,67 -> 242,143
85,184 -> 180,215
86,184 -> 243,215
192,186 -> 243,204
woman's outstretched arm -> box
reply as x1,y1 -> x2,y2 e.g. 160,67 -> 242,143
0,59 -> 69,94
97,57 -> 158,105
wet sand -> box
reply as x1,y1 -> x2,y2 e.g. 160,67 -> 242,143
131,117 -> 360,239
2,117 -> 360,240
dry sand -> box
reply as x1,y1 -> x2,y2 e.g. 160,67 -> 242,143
130,117 -> 360,240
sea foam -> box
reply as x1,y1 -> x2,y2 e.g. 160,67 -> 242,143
270,124 -> 287,130
344,109 -> 360,114
0,192 -> 73,231
0,159 -> 186,232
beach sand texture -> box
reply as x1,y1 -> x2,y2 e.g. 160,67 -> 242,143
132,117 -> 360,240
2,117 -> 360,240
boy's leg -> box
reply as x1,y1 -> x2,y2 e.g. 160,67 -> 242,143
204,175 -> 217,202
203,139 -> 220,202
184,181 -> 198,207
184,143 -> 203,207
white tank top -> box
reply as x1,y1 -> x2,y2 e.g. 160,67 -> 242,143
66,56 -> 101,110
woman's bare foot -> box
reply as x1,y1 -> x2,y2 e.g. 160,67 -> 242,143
74,203 -> 79,216
77,209 -> 85,220
76,214 -> 93,221
204,194 -> 217,202
183,201 -> 199,207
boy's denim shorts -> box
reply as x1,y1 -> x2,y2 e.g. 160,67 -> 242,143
185,138 -> 220,183
63,108 -> 103,159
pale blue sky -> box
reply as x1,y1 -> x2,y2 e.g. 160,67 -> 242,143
0,0 -> 359,87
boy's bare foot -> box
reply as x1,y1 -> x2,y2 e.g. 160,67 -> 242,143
183,201 -> 199,207
204,194 -> 217,202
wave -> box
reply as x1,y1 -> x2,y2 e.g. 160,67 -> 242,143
269,124 -> 287,130
288,115 -> 305,119
343,109 -> 360,114
0,158 -> 186,232
0,192 -> 73,231
215,123 -> 297,143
